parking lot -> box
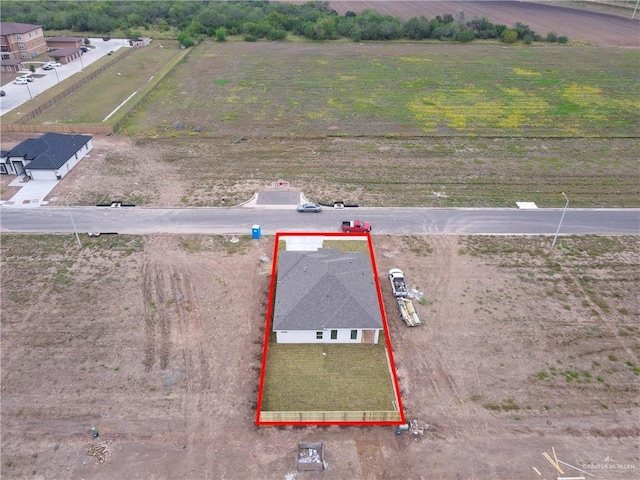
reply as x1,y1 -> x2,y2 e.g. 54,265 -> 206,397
0,38 -> 127,116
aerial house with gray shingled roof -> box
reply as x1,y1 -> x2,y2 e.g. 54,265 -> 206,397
1,132 -> 92,179
272,248 -> 383,344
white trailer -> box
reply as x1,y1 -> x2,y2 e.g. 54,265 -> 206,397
397,298 -> 422,327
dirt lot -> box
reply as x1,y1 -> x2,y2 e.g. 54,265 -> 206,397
1,232 -> 638,479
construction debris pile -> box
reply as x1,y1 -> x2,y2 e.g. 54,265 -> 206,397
86,441 -> 112,464
298,447 -> 322,464
410,419 -> 426,435
297,441 -> 325,472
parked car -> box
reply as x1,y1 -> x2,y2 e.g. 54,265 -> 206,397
17,75 -> 34,82
45,62 -> 62,68
297,202 -> 322,213
0,90 -> 6,97
42,65 -> 53,70
13,77 -> 30,85
80,46 -> 89,53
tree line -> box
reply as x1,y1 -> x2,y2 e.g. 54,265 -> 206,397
1,0 -> 568,45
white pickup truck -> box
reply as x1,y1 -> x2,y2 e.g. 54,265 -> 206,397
388,268 -> 409,297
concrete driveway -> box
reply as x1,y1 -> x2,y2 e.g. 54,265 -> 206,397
0,175 -> 58,207
0,38 -> 128,116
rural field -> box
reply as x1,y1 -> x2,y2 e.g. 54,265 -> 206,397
1,1 -> 639,479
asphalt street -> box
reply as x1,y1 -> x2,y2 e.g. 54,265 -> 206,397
1,206 -> 638,236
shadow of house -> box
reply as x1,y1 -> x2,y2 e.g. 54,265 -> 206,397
273,248 -> 383,344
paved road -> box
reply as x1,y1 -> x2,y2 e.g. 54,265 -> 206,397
1,206 -> 638,236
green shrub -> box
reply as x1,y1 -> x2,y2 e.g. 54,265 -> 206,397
500,28 -> 518,44
215,27 -> 227,42
456,29 -> 475,43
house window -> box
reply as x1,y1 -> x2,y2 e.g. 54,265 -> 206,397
350,330 -> 358,340
21,53 -> 28,59
316,331 -> 323,340
16,35 -> 22,40
18,43 -> 26,50
0,165 -> 6,174
330,330 -> 337,340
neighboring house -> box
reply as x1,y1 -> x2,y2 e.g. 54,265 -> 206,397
128,37 -> 151,47
272,247 -> 383,345
0,58 -> 22,73
47,46 -> 82,65
46,36 -> 83,49
0,22 -> 47,61
0,132 -> 93,180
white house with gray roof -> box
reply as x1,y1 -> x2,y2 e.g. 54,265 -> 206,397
272,248 -> 383,344
0,132 -> 92,180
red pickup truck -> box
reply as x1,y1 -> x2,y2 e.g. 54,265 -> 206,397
341,220 -> 372,233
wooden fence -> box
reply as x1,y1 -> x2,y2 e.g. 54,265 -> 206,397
0,124 -> 114,134
0,45 -> 192,135
259,410 -> 402,423
12,48 -> 135,126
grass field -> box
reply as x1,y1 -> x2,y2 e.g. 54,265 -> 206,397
33,42 -> 184,125
122,42 -> 639,138
261,335 -> 397,412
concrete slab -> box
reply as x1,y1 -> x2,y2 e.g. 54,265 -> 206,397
0,175 -> 58,208
516,202 -> 538,209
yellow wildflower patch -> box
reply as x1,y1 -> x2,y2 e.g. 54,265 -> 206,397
562,83 -> 604,107
399,56 -> 431,63
513,67 -> 541,76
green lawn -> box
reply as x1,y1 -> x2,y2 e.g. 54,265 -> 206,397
261,335 -> 397,412
13,41 -> 185,125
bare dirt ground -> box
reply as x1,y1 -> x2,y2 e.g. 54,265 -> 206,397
1,232 -> 638,480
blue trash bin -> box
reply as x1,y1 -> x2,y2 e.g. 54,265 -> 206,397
252,225 -> 261,239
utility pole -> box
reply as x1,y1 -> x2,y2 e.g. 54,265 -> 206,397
65,191 -> 82,248
552,192 -> 569,248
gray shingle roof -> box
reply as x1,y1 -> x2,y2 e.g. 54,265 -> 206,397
8,132 -> 91,170
273,248 -> 383,331
0,22 -> 41,35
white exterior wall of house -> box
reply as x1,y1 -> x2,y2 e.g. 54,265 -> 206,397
4,156 -> 26,175
27,168 -> 57,181
25,138 -> 93,181
275,328 -> 380,344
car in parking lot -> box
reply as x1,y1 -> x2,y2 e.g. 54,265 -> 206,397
0,90 -> 6,97
13,77 -> 31,85
80,46 -> 89,53
42,65 -> 53,70
44,62 -> 62,68
16,75 -> 34,82
297,202 -> 322,213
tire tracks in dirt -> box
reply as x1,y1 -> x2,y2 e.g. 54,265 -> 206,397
402,236 -> 510,440
141,237 -> 213,453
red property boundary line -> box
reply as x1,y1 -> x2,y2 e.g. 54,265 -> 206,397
255,231 -> 406,426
